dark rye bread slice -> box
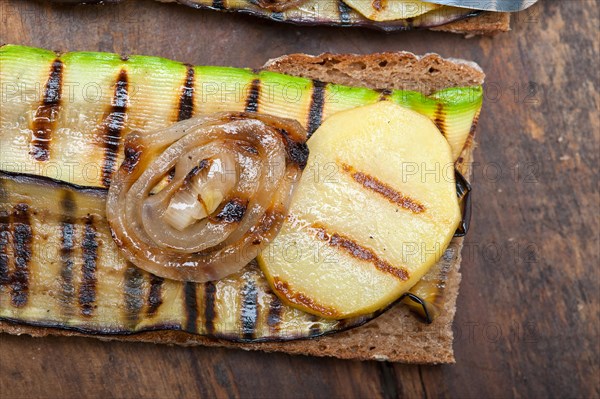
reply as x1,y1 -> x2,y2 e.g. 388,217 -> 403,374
0,52 -> 484,364
434,11 -> 511,36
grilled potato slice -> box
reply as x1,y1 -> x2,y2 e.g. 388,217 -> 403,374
343,0 -> 441,21
257,102 -> 461,319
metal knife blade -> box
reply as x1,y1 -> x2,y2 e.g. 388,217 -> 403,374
424,0 -> 538,12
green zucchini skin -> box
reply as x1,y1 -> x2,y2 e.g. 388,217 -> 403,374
0,45 -> 482,188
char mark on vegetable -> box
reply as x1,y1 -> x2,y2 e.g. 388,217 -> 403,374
121,145 -> 142,174
184,281 -> 199,333
9,204 -> 32,307
241,277 -> 259,340
60,191 -> 76,309
341,163 -> 425,214
378,89 -> 393,102
307,80 -> 327,137
308,313 -> 322,337
212,0 -> 225,9
124,263 -> 145,326
214,198 -> 248,223
245,78 -> 261,113
204,281 -> 217,335
279,129 -> 309,169
434,102 -> 447,137
146,274 -> 164,317
312,224 -> 410,281
273,277 -> 340,318
30,59 -> 63,162
267,293 -> 283,332
101,69 -> 129,187
79,216 -> 98,317
178,65 -> 196,122
338,0 -> 352,25
464,111 -> 480,153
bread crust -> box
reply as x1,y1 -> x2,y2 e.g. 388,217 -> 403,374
0,52 -> 484,363
263,52 -> 485,95
433,11 -> 511,36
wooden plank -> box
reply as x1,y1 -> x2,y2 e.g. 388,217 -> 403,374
0,0 -> 598,398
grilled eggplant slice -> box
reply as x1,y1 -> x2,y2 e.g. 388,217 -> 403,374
0,171 -> 372,340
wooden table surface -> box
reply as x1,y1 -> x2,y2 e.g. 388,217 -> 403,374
0,1 -> 598,398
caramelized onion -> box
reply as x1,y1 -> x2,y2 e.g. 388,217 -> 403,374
107,112 -> 309,282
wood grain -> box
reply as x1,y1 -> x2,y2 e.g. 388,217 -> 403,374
0,0 -> 598,398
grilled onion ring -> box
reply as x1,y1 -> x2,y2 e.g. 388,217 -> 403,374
107,112 -> 309,282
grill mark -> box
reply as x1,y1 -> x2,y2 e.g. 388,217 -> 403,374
244,78 -> 261,113
213,198 -> 248,223
79,216 -> 98,317
249,207 -> 285,244
312,224 -> 410,281
121,145 -> 142,174
59,191 -> 76,307
0,210 -> 9,287
146,274 -> 164,317
167,167 -> 177,183
212,0 -> 225,9
267,294 -> 283,332
11,204 -> 32,307
184,165 -> 202,185
204,281 -> 217,335
307,80 -> 327,137
101,69 -> 129,187
378,89 -> 393,102
237,142 -> 259,155
338,0 -> 352,24
178,65 -> 195,121
124,264 -> 144,326
30,59 -> 63,162
184,282 -> 199,334
308,313 -> 322,337
341,163 -> 425,214
434,102 -> 447,137
240,277 -> 259,340
463,111 -> 480,153
273,278 -> 340,318
278,128 -> 309,170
